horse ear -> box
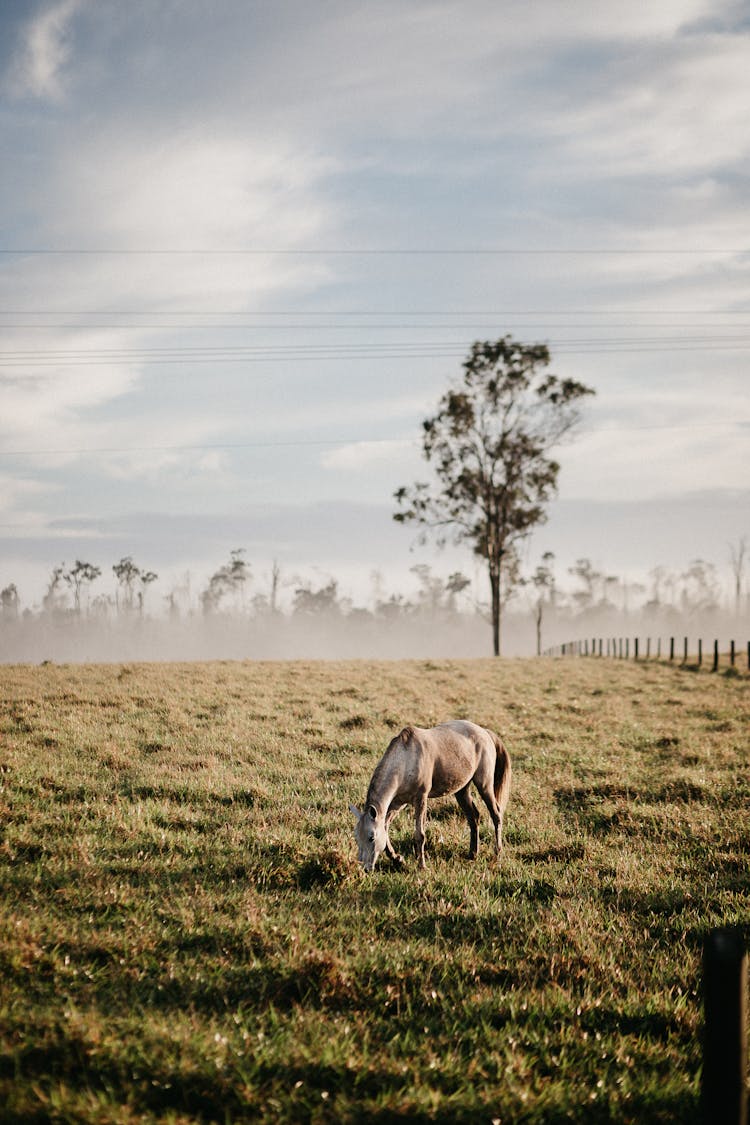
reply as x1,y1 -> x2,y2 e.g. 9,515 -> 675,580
367,804 -> 377,820
349,804 -> 362,821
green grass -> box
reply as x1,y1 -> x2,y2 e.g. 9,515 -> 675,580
1,657 -> 748,1123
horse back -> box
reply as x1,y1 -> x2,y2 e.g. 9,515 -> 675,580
414,722 -> 487,798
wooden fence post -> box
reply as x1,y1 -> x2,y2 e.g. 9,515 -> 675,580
713,640 -> 719,673
730,640 -> 735,667
701,927 -> 747,1125
634,637 -> 639,661
670,636 -> 675,662
698,639 -> 703,666
684,637 -> 688,664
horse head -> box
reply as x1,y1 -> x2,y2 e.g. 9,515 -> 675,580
350,803 -> 387,872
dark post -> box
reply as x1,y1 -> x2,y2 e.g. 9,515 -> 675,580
684,636 -> 688,664
670,636 -> 675,661
634,637 -> 639,661
646,637 -> 651,660
626,637 -> 630,660
698,638 -> 703,666
730,640 -> 735,667
713,640 -> 719,673
701,927 -> 747,1125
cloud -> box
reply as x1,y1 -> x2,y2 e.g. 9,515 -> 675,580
321,439 -> 416,472
0,472 -> 61,518
0,126 -> 341,470
560,36 -> 750,180
560,416 -> 749,503
6,0 -> 84,101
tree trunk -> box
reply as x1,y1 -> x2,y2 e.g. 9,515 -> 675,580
489,565 -> 501,657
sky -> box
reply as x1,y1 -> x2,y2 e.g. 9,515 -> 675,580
0,0 -> 749,615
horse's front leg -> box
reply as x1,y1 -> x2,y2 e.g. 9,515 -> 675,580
384,802 -> 406,866
413,794 -> 428,868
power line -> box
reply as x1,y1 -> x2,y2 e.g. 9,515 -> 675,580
3,321 -> 750,331
3,308 -> 749,315
3,332 -> 749,355
1,247 -> 747,255
1,419 -> 746,459
1,342 -> 749,368
0,438 -> 402,457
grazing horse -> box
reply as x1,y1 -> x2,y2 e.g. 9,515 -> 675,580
350,720 -> 511,871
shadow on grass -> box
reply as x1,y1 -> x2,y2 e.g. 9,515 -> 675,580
2,1016 -> 701,1125
2,1030 -> 507,1125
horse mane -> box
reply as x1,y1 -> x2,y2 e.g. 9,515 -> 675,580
365,725 -> 416,808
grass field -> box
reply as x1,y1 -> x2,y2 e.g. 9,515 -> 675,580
1,656 -> 748,1123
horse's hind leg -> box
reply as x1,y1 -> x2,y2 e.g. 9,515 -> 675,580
455,784 -> 480,859
474,781 -> 503,856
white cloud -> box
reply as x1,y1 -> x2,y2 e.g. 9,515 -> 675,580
559,416 -> 749,503
550,33 -> 750,179
0,472 -> 61,517
0,126 -> 341,466
7,0 -> 84,101
321,438 -> 416,472
0,354 -> 139,447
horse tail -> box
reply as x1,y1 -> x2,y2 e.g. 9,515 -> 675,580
491,731 -> 512,813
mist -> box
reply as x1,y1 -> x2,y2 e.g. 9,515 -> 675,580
1,598 -> 747,667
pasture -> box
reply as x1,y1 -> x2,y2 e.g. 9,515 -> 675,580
1,656 -> 748,1123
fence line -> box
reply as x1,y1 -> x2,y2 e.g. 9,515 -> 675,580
543,636 -> 750,672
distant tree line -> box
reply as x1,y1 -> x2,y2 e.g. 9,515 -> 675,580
1,546 -> 747,658
0,553 -> 476,627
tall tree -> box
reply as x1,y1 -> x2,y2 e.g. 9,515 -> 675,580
113,556 -> 141,615
201,549 -> 250,615
64,560 -> 101,615
42,565 -> 67,615
0,583 -> 20,620
728,537 -> 747,615
530,551 -> 556,656
137,570 -> 158,616
394,336 -> 594,655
